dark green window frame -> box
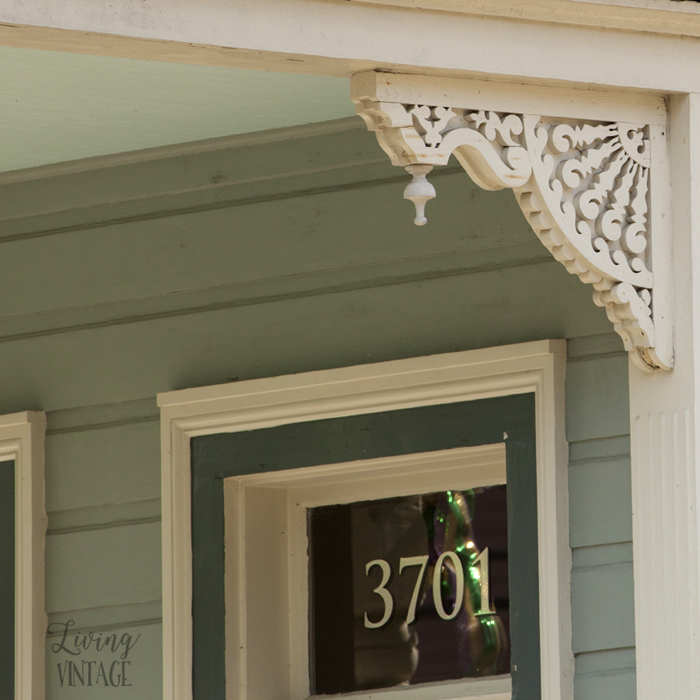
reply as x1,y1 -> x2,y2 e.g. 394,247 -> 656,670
190,393 -> 540,700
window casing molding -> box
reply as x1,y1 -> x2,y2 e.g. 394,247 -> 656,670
225,444 -> 512,700
0,411 -> 46,700
159,339 -> 571,700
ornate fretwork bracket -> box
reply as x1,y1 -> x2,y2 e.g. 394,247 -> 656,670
352,72 -> 669,372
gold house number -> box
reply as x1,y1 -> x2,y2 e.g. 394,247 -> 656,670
364,548 -> 494,629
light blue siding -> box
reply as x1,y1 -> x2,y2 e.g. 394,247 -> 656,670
567,337 -> 634,695
0,119 -> 634,698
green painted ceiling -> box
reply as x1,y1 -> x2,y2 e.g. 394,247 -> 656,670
0,47 -> 356,173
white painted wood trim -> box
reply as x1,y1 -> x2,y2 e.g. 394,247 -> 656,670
159,339 -> 572,700
225,444 -> 509,700
0,411 -> 47,700
357,72 -> 665,126
5,1 -> 700,94
626,92 -> 700,700
353,0 -> 700,20
572,0 -> 700,14
353,71 -> 670,371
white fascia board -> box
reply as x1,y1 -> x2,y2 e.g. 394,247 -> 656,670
1,0 -> 700,95
351,0 -> 700,28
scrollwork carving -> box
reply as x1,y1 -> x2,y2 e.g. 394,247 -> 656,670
354,93 -> 666,371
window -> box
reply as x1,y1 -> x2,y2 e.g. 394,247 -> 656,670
223,445 -> 516,700
0,411 -> 46,700
159,340 -> 572,700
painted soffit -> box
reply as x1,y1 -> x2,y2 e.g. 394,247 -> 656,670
0,47 -> 356,174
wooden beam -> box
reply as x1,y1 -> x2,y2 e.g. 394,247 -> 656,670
1,0 -> 700,93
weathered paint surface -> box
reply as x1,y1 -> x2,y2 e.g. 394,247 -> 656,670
0,460 -> 15,698
0,119 -> 632,698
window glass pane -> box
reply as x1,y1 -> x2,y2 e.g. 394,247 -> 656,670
308,485 -> 509,695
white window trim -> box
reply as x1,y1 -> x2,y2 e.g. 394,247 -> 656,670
0,411 -> 47,700
225,443 -> 510,700
158,339 -> 571,700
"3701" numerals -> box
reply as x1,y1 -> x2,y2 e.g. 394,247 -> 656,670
364,548 -> 494,629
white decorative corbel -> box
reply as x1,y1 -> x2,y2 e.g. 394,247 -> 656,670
352,71 -> 671,372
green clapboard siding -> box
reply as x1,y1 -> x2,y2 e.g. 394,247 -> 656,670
0,118 -> 634,698
0,460 -> 14,698
191,395 -> 540,700
567,336 -> 634,696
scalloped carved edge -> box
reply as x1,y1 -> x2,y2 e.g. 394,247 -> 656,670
353,87 -> 669,371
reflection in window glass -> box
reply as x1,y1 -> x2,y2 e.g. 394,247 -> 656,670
308,485 -> 509,695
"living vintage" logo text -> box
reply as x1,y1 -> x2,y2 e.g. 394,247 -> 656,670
48,620 -> 141,688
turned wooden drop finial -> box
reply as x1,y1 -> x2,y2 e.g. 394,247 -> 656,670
403,164 -> 436,226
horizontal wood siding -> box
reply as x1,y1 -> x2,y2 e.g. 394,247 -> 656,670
0,119 -> 632,698
567,336 -> 635,699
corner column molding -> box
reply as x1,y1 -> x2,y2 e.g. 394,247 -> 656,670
352,71 -> 672,372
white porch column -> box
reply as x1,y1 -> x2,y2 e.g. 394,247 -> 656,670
629,93 -> 700,700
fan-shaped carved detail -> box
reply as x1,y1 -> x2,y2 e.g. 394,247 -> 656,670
354,94 -> 665,371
